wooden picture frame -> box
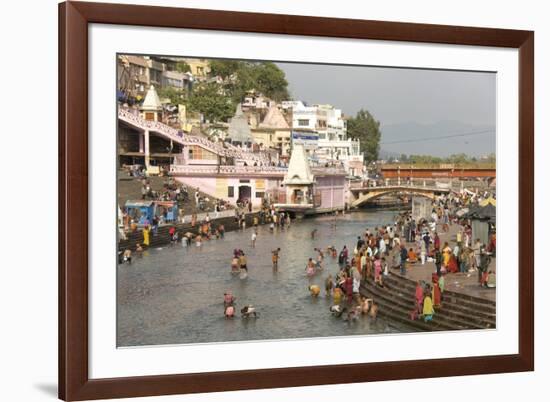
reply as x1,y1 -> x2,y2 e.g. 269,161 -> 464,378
59,1 -> 534,400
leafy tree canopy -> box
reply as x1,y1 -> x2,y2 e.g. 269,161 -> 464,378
347,109 -> 381,163
175,61 -> 191,73
187,82 -> 234,123
156,86 -> 187,105
210,60 -> 290,103
209,60 -> 242,79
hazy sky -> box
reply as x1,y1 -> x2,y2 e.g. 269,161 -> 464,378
276,62 -> 496,157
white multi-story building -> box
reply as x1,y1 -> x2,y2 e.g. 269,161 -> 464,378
287,101 -> 364,176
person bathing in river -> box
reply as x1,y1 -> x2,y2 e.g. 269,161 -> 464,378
241,305 -> 258,318
223,291 -> 236,308
345,306 -> 361,322
314,248 -> 324,270
305,258 -> 316,276
122,249 -> 132,264
325,274 -> 334,296
251,229 -> 257,248
308,284 -> 321,297
225,305 -> 235,318
329,304 -> 346,317
239,252 -> 248,272
332,286 -> 343,305
369,301 -> 379,321
271,248 -> 281,269
231,255 -> 240,274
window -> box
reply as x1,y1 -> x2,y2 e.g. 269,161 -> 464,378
255,192 -> 265,199
188,145 -> 217,160
298,119 -> 309,126
228,186 -> 234,197
239,179 -> 250,183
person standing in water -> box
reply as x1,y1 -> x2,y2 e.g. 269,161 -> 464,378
239,252 -> 248,272
325,274 -> 334,296
251,229 -> 257,248
271,248 -> 281,269
305,258 -> 316,276
308,285 -> 321,297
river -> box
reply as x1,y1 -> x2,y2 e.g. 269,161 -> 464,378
117,209 -> 404,347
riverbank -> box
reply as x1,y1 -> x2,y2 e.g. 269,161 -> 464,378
118,210 -> 263,252
117,210 -> 399,346
118,207 -> 402,252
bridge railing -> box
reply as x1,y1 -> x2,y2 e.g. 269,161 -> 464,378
170,164 -> 287,175
349,179 -> 453,190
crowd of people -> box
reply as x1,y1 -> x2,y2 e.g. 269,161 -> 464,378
120,186 -> 497,328
302,189 -> 496,325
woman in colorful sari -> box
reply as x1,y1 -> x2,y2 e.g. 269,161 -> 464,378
442,242 -> 452,270
415,281 -> 424,314
431,279 -> 442,308
142,226 -> 150,247
447,254 -> 459,273
423,293 -> 435,322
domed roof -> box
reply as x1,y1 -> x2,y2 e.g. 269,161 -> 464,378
141,85 -> 162,112
227,104 -> 253,144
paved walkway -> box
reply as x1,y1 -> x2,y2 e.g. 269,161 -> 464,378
394,222 -> 496,302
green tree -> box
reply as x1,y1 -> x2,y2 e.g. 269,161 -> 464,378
209,60 -> 243,79
347,109 -> 382,163
187,82 -> 234,123
220,61 -> 290,103
157,86 -> 187,105
175,61 -> 191,73
253,62 -> 290,101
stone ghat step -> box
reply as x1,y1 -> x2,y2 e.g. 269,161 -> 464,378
119,213 -> 261,252
385,272 -> 496,314
361,282 -> 485,330
375,304 -> 453,332
381,274 -> 496,317
366,278 -> 495,329
360,285 -> 457,331
388,271 -> 496,308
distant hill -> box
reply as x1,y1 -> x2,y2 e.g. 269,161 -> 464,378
379,120 -> 496,158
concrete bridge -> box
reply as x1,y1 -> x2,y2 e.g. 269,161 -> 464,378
349,185 -> 450,207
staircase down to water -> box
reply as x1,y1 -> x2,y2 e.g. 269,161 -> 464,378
361,272 -> 496,332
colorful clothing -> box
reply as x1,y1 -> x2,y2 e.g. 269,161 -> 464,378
423,295 -> 434,318
142,227 -> 150,246
432,283 -> 441,307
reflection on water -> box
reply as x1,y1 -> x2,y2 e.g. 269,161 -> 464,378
117,210 -> 402,347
